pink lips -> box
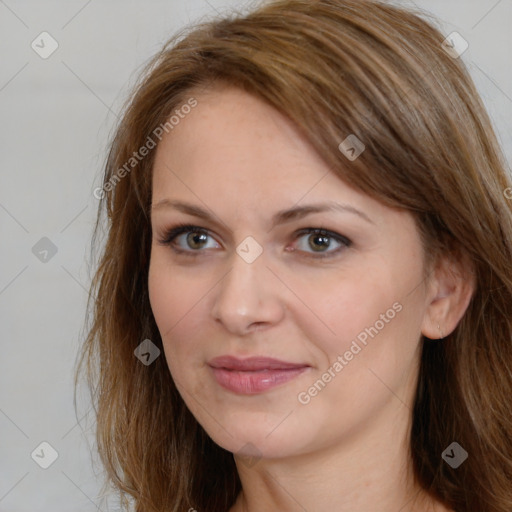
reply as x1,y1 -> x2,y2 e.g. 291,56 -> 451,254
208,356 -> 310,394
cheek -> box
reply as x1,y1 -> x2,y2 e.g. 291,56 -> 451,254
147,255 -> 206,363
148,249 -> 212,330
301,264 -> 399,358
302,258 -> 424,398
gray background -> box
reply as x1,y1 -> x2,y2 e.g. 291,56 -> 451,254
1,1 -> 511,510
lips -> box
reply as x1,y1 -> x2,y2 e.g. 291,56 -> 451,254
208,355 -> 309,371
208,356 -> 310,394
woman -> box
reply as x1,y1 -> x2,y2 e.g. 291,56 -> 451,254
78,0 -> 512,511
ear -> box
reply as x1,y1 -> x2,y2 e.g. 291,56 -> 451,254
421,251 -> 476,340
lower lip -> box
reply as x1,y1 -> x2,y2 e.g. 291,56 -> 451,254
210,367 -> 309,394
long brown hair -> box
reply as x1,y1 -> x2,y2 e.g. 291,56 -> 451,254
77,1 -> 512,510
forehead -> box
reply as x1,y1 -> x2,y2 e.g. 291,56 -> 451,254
151,86 -> 375,211
154,86 -> 318,178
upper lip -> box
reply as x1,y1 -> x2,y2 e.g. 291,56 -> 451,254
208,356 -> 310,371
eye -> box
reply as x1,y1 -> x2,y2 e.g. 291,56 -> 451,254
157,223 -> 219,255
292,227 -> 351,259
156,223 -> 352,259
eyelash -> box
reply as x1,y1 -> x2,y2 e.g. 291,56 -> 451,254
156,222 -> 352,259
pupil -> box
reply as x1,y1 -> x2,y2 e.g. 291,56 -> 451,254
189,232 -> 207,248
311,234 -> 329,251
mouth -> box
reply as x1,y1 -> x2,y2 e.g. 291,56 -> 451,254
208,355 -> 310,394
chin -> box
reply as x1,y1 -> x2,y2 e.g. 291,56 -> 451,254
201,415 -> 317,462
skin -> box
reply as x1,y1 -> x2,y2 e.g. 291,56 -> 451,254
148,84 -> 474,512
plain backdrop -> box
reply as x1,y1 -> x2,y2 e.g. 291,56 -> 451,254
1,1 -> 511,510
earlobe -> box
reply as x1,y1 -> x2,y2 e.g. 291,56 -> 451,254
421,253 -> 476,341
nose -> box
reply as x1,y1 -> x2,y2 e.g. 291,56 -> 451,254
210,249 -> 285,335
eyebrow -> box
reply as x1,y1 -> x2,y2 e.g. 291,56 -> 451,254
151,199 -> 374,228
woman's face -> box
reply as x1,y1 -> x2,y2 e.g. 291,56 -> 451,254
148,85 -> 433,460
